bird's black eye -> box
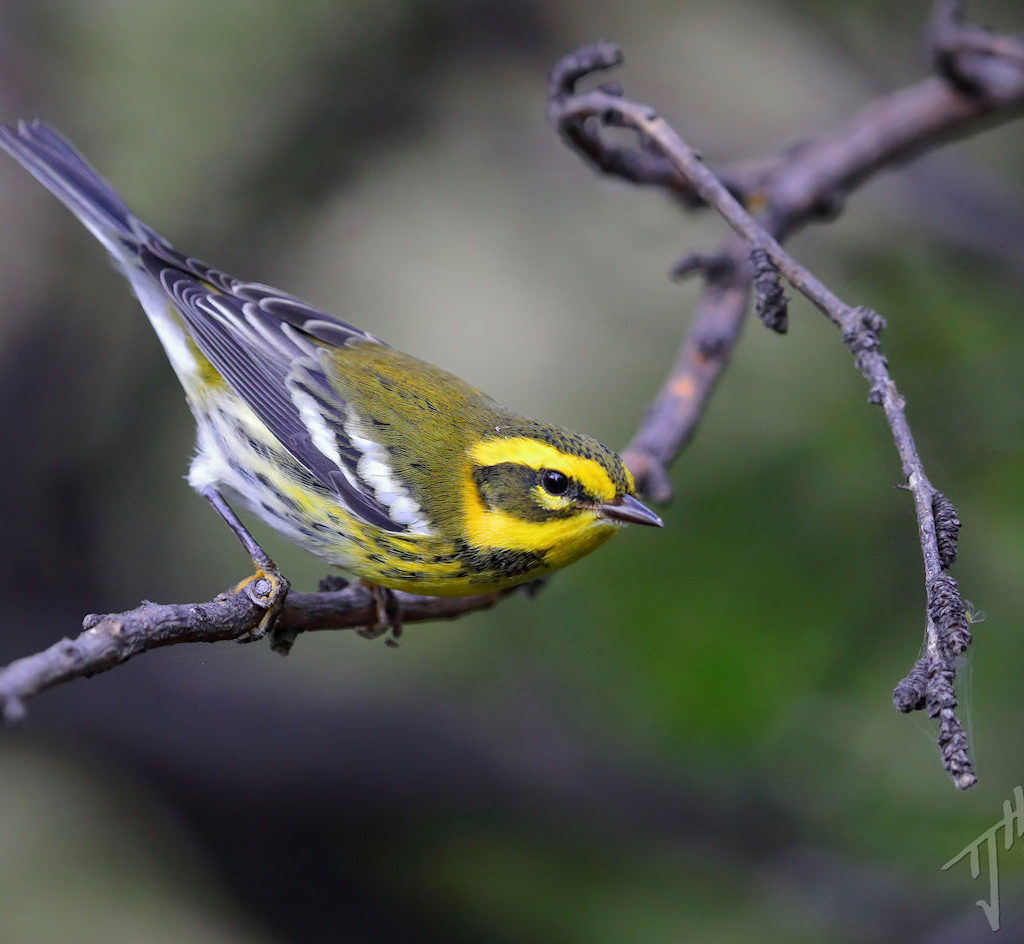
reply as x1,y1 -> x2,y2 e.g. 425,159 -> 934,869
541,469 -> 570,496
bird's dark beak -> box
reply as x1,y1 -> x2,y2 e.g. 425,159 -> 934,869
597,494 -> 663,527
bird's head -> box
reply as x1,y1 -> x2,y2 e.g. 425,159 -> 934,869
461,425 -> 662,568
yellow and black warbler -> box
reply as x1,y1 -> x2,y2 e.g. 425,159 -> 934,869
0,121 -> 661,635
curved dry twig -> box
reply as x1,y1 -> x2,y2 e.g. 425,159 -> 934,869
548,7 -> 1024,498
544,20 -> 1020,786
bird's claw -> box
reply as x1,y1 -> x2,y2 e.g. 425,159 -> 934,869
234,568 -> 290,644
357,582 -> 403,647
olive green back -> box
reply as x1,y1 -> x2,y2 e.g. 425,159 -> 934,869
328,342 -> 631,537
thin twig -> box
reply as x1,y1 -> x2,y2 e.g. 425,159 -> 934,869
548,15 -> 1024,497
623,236 -> 751,502
548,42 -> 983,788
929,0 -> 1024,93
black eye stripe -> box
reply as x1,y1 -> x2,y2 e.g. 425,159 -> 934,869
541,469 -> 570,496
473,462 -> 576,521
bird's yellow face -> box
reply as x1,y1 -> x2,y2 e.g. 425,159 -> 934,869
461,435 -> 662,571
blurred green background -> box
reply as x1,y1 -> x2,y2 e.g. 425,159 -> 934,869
1,1 -> 1023,941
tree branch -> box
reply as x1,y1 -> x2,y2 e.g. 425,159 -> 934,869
550,16 -> 1024,497
0,578 -> 513,722
545,16 -> 1016,786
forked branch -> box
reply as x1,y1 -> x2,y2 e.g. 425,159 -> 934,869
545,11 -> 1024,787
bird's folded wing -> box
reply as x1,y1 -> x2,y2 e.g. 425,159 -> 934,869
138,243 -> 414,534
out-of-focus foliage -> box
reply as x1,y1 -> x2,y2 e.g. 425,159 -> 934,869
1,1 -> 1023,941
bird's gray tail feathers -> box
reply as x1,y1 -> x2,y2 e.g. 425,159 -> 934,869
0,120 -> 146,254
